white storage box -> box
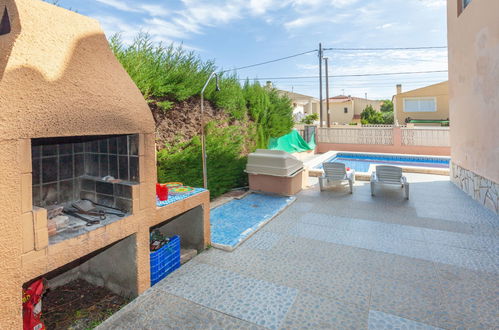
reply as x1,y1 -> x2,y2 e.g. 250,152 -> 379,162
245,149 -> 303,177
246,149 -> 304,196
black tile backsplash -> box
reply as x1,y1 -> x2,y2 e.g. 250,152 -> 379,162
59,179 -> 74,202
109,155 -> 119,178
32,158 -> 40,185
42,144 -> 57,156
117,135 -> 128,155
109,137 -> 118,154
129,156 -> 139,181
118,156 -> 129,181
59,155 -> 73,180
59,143 -> 73,155
42,157 -> 58,183
81,178 -> 95,191
96,193 -> 115,208
129,135 -> 139,156
99,154 -> 109,176
75,154 -> 85,177
99,139 -> 109,154
96,181 -> 114,195
32,134 -> 139,207
42,183 -> 58,205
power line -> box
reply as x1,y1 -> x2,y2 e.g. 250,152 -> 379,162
220,49 -> 317,73
240,70 -> 448,80
218,46 -> 447,74
323,46 -> 447,51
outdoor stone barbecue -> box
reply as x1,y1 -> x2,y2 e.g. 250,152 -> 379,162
0,0 -> 210,328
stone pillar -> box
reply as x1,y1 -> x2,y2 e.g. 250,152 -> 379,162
0,140 -> 24,329
393,126 -> 401,147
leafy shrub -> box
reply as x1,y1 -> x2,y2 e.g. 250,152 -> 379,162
360,105 -> 384,124
380,99 -> 394,112
157,123 -> 249,198
382,111 -> 394,124
112,33 -> 294,197
209,75 -> 247,120
110,33 -> 214,101
301,113 -> 319,125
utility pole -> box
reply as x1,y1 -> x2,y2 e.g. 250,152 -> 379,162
324,57 -> 330,127
318,43 -> 323,127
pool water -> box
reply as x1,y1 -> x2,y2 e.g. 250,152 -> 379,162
318,153 -> 450,172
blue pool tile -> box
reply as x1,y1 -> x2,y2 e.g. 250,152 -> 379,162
315,153 -> 450,172
210,193 -> 295,250
368,310 -> 443,329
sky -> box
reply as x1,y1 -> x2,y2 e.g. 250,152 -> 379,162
56,0 -> 449,100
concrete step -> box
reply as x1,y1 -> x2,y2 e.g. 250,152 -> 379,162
180,248 -> 197,264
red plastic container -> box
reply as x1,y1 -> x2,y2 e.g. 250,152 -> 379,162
156,183 -> 169,201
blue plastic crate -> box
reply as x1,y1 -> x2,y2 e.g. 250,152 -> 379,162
150,235 -> 181,286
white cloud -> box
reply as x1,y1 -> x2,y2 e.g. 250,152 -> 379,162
418,0 -> 446,8
376,23 -> 393,30
284,16 -> 322,29
138,4 -> 170,17
95,0 -> 140,13
95,0 -> 170,17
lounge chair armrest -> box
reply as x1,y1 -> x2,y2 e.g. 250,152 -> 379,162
401,176 -> 407,185
370,171 -> 377,182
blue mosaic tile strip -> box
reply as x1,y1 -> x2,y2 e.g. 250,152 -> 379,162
156,188 -> 206,207
210,193 -> 295,250
368,310 -> 443,330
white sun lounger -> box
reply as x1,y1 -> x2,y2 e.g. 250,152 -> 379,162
370,165 -> 409,199
319,162 -> 355,193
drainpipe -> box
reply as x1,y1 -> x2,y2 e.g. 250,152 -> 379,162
200,72 -> 220,189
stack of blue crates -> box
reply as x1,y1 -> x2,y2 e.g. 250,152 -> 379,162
150,235 -> 181,286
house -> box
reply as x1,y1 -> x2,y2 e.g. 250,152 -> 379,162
323,95 -> 383,125
392,81 -> 449,126
0,1 -> 210,327
274,86 -> 320,122
447,0 -> 498,213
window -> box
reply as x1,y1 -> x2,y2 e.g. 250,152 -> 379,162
0,7 -> 11,36
344,107 -> 348,113
403,98 -> 437,112
458,0 -> 472,15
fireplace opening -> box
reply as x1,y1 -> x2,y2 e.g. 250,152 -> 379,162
23,234 -> 137,328
31,134 -> 139,244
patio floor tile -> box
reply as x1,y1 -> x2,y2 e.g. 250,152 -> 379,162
368,310 -> 442,330
281,292 -> 368,330
99,174 -> 498,329
156,262 -> 298,329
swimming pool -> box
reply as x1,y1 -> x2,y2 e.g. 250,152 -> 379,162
317,153 -> 450,172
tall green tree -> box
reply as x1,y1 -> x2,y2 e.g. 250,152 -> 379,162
380,99 -> 394,112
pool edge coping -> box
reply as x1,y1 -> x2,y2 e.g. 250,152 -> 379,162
305,150 -> 450,179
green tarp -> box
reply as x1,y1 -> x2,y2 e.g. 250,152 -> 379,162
268,129 -> 315,153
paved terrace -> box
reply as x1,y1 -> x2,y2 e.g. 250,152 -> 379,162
100,174 -> 498,329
